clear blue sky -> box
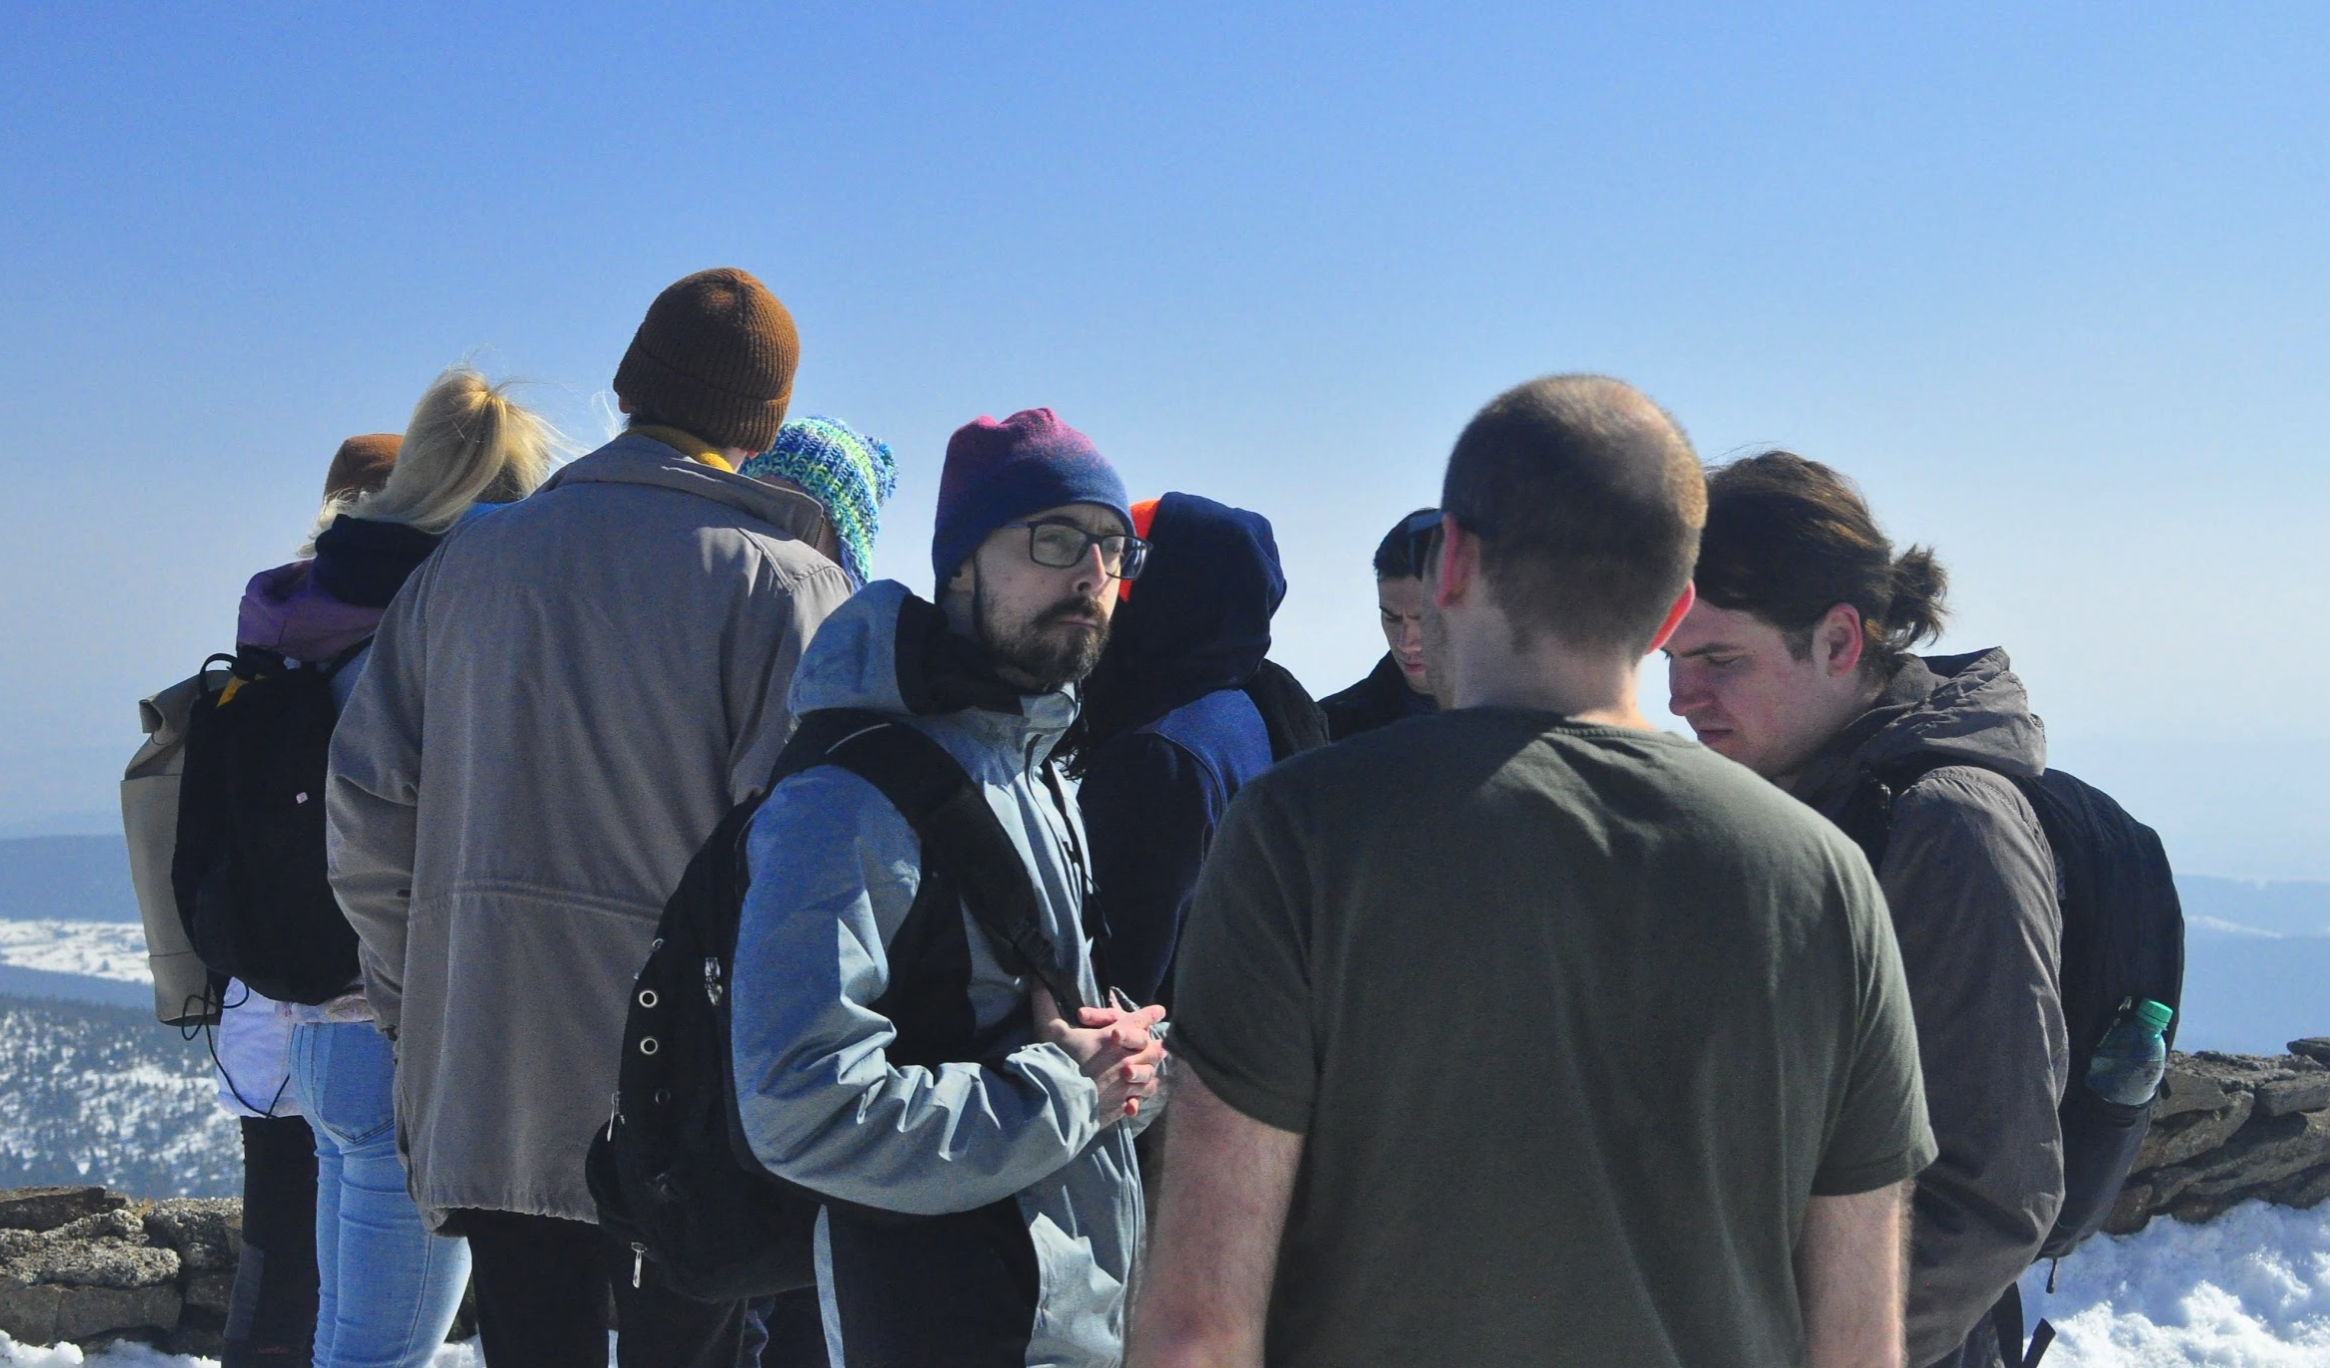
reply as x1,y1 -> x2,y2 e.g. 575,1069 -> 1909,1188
3,3 -> 2324,874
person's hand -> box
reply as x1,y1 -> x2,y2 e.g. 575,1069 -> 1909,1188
1033,984 -> 1168,1124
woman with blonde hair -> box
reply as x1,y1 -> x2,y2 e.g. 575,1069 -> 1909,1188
247,365 -> 555,1368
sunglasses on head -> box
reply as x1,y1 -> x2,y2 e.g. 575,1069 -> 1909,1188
1400,508 -> 1497,578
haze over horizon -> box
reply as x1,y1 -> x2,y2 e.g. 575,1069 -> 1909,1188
4,5 -> 2325,878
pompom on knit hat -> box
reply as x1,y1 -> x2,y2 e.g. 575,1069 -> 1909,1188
612,267 -> 799,453
323,433 -> 400,501
739,416 -> 898,589
931,408 -> 1131,584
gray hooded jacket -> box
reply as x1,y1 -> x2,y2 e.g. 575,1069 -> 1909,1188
1794,649 -> 2069,1368
326,432 -> 852,1228
731,580 -> 1143,1368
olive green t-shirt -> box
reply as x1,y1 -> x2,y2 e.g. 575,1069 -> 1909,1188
1173,709 -> 1936,1368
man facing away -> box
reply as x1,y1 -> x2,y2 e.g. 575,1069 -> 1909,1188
1133,375 -> 1937,1368
1666,451 -> 2067,1368
327,268 -> 854,1368
730,408 -> 1166,1368
1317,507 -> 1441,739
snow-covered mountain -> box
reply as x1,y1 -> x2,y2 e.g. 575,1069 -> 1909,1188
0,994 -> 237,1197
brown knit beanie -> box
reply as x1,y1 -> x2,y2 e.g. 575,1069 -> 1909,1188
323,433 -> 401,501
612,267 -> 800,452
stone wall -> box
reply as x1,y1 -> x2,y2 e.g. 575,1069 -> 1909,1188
6,1046 -> 2328,1352
2106,1040 -> 2330,1233
0,1185 -> 236,1355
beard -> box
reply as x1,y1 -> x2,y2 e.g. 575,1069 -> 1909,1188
978,584 -> 1112,691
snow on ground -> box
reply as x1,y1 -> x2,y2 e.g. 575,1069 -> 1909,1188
0,1335 -> 603,1366
0,921 -> 147,983
7,1205 -> 2328,1365
2019,1199 -> 2330,1366
0,1335 -> 536,1366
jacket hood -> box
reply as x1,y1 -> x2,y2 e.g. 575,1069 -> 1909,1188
1798,648 -> 2047,804
236,560 -> 383,661
1077,492 -> 1284,744
545,431 -> 832,545
788,579 -> 1082,747
312,514 -> 443,609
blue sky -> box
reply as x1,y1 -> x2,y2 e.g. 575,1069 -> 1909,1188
3,4 -> 2325,874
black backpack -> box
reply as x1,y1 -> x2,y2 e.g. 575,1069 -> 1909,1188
169,644 -> 369,1005
1842,757 -> 2186,1260
586,707 -> 1099,1302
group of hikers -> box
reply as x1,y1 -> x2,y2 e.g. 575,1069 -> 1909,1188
126,265 -> 2186,1368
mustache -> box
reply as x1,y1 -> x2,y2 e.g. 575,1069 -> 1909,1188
1039,596 -> 1108,625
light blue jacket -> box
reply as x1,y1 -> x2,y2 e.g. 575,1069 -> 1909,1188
731,580 -> 1142,1368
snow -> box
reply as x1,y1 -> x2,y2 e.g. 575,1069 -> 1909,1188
0,1335 -> 579,1366
6,1205 -> 2328,1365
0,921 -> 148,983
2019,1200 -> 2330,1366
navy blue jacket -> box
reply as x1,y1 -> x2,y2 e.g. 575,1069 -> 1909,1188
1071,493 -> 1300,1006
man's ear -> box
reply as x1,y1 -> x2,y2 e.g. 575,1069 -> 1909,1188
1431,515 -> 1475,609
1819,602 -> 1866,678
616,395 -> 634,415
1645,582 -> 1697,656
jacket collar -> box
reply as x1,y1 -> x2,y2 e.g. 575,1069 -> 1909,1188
790,580 -> 1082,758
1794,647 -> 2046,812
543,432 -> 824,542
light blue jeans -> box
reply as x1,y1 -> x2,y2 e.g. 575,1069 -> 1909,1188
288,1020 -> 471,1368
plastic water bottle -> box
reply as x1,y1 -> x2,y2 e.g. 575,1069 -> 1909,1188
2084,999 -> 2175,1106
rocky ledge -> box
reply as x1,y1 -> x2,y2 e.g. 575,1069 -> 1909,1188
2107,1040 -> 2330,1234
6,1044 -> 2329,1352
0,1185 -> 237,1355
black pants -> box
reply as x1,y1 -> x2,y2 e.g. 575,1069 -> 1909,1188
457,1208 -> 751,1368
224,1114 -> 320,1368
809,1199 -> 1038,1368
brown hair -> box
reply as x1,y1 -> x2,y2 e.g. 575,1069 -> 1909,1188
1440,374 -> 1706,652
1694,450 -> 1947,669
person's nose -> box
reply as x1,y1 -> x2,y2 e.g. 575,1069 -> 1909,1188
1070,541 -> 1108,597
1666,660 -> 1703,717
1400,618 -> 1424,655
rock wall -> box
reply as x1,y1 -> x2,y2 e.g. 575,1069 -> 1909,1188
0,1185 -> 236,1355
5,1046 -> 2327,1352
2107,1040 -> 2330,1234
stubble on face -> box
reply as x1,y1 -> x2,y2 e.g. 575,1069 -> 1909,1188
1419,593 -> 1456,710
977,580 -> 1112,692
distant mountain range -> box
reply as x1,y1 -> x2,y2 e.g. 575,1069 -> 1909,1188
0,992 -> 237,1196
0,836 -> 2322,1055
0,835 -> 141,923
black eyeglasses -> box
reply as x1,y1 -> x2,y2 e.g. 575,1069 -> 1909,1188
1003,520 -> 1150,580
1401,508 -> 1495,578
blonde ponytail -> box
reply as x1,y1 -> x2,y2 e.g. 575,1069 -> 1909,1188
347,368 -> 557,534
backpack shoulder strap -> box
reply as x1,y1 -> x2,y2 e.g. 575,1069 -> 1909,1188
778,709 -> 1090,1020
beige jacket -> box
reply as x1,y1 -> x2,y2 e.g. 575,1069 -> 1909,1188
326,433 -> 854,1228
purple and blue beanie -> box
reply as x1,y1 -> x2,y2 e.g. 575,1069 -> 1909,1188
739,416 -> 898,588
931,408 -> 1131,583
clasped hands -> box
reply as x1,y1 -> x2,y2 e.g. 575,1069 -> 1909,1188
1032,985 -> 1168,1125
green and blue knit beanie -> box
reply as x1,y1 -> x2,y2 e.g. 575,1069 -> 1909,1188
740,416 -> 898,588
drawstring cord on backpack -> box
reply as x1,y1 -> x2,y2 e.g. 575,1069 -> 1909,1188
182,979 -> 291,1118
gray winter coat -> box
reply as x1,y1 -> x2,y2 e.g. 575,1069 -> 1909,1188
1794,649 -> 2069,1368
326,433 -> 853,1228
731,580 -> 1144,1368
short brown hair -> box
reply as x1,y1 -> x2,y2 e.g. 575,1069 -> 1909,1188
1695,450 -> 1947,669
1440,374 -> 1705,652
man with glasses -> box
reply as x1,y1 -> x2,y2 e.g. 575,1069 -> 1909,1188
1132,376 -> 1934,1368
731,408 -> 1167,1368
1319,507 -> 1443,738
